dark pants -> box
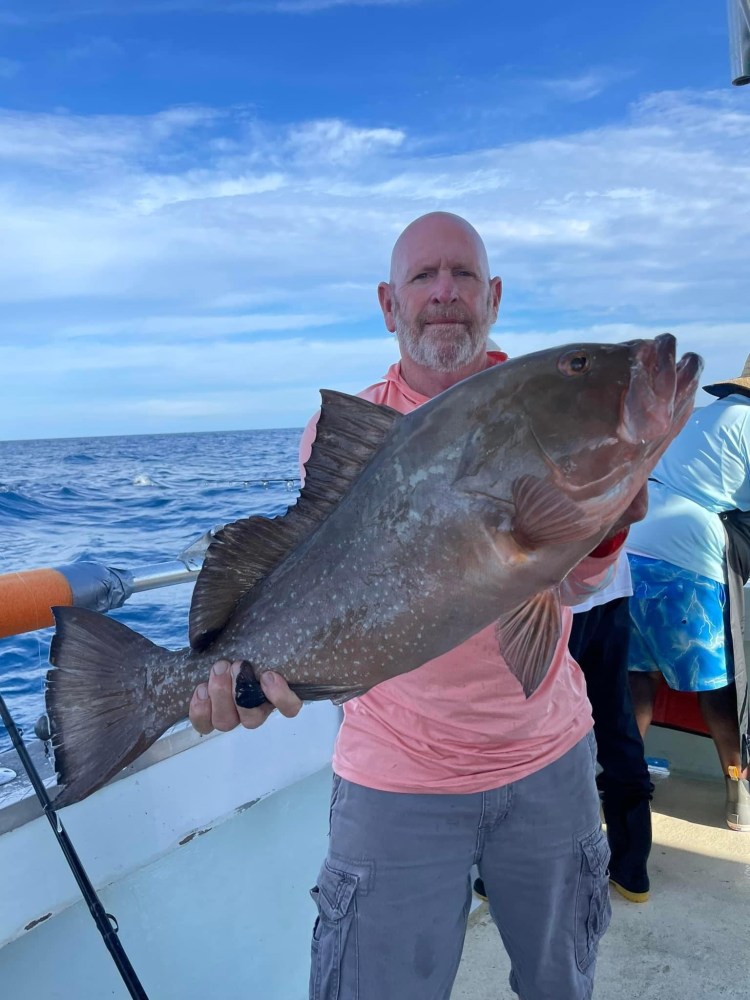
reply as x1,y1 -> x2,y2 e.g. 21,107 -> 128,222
569,597 -> 653,893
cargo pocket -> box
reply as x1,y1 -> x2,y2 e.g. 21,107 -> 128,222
574,827 -> 612,973
309,860 -> 360,1000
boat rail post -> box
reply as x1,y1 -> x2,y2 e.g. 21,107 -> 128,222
729,0 -> 750,85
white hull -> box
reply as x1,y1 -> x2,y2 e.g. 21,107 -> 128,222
0,703 -> 340,998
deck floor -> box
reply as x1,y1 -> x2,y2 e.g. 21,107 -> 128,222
453,771 -> 750,999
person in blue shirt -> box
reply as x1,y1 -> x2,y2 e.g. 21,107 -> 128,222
626,356 -> 750,833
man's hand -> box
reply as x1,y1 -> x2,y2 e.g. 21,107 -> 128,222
188,660 -> 303,735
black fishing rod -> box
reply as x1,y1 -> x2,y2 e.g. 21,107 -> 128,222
0,692 -> 150,1000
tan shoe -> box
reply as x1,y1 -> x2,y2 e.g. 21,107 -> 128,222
725,772 -> 750,832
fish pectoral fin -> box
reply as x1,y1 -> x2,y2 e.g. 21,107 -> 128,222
511,474 -> 592,549
495,590 -> 561,697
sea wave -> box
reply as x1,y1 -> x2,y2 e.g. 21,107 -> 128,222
0,490 -> 52,520
0,427 -> 301,752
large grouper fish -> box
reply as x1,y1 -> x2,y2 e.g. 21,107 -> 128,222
46,334 -> 701,806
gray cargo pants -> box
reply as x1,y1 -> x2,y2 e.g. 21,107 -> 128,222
308,732 -> 611,1000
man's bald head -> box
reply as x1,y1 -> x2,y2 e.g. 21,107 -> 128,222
389,212 -> 492,285
377,211 -> 502,380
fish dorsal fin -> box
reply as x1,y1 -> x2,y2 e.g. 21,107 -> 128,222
188,390 -> 401,649
495,589 -> 562,697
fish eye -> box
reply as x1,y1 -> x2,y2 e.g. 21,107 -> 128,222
558,351 -> 591,377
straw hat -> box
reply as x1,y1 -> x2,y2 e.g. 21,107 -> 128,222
703,353 -> 750,398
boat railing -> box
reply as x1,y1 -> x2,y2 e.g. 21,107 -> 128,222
0,525 -> 222,641
0,525 -> 233,825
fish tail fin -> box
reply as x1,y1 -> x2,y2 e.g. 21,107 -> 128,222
47,606 -> 172,807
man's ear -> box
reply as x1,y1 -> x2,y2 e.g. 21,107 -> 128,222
378,281 -> 397,333
490,276 -> 502,321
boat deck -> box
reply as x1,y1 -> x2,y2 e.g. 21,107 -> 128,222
454,770 -> 750,999
0,730 -> 747,998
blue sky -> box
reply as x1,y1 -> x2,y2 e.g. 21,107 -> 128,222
1,0 -> 748,439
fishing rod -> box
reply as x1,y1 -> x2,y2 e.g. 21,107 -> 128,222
0,692 -> 150,1000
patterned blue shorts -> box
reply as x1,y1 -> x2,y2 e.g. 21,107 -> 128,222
627,554 -> 733,692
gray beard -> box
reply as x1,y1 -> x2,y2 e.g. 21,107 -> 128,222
396,319 -> 489,373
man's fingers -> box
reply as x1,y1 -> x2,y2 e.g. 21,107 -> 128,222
188,661 -> 302,736
206,659 -> 241,732
236,700 -> 277,730
188,683 -> 214,735
231,666 -> 300,728
260,670 -> 303,718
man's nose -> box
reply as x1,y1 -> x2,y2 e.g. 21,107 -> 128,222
431,273 -> 459,303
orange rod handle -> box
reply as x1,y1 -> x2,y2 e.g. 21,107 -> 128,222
0,569 -> 73,639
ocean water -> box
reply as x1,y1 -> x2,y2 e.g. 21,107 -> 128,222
0,429 -> 302,754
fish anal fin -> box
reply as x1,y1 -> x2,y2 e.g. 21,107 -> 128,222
292,681 -> 370,705
495,590 -> 561,697
189,391 -> 402,650
511,474 -> 592,550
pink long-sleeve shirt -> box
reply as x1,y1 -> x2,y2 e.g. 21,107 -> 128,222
298,353 -> 618,793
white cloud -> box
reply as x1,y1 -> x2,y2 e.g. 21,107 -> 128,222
540,72 -> 610,103
1,321 -> 741,441
0,105 -> 219,169
0,335 -> 400,438
497,323 -> 749,394
56,311 -> 346,339
1,89 -> 749,439
287,119 -> 406,165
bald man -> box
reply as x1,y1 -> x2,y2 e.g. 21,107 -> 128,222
189,213 -> 617,1000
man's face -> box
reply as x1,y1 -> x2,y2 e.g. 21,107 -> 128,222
392,283 -> 497,373
380,217 -> 501,373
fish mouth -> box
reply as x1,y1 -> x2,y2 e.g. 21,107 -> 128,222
620,334 -> 702,446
